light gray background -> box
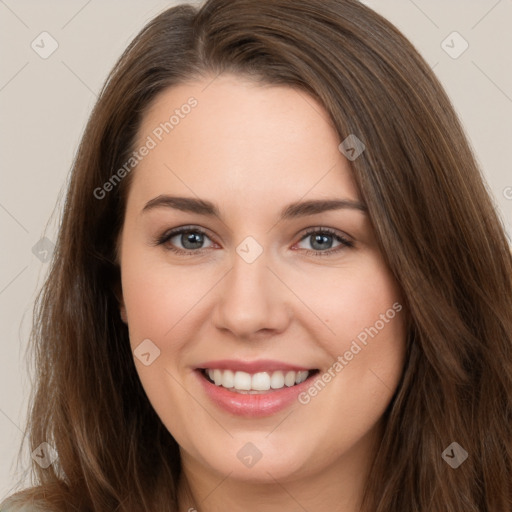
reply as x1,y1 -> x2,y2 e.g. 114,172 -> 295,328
1,0 -> 511,497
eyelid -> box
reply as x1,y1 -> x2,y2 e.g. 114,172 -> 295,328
298,226 -> 353,243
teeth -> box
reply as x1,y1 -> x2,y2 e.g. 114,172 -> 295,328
296,370 -> 309,384
284,371 -> 296,387
204,369 -> 311,392
234,371 -> 252,390
270,371 -> 285,389
213,369 -> 223,386
222,369 -> 235,388
251,372 -> 271,391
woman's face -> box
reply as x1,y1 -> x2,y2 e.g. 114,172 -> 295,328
118,74 -> 407,486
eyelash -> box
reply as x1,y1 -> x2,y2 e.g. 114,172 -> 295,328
154,225 -> 354,257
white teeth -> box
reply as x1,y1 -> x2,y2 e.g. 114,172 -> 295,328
233,371 -> 252,390
204,368 -> 312,392
222,369 -> 235,388
251,372 -> 271,391
284,371 -> 296,387
213,369 -> 223,386
270,371 -> 285,389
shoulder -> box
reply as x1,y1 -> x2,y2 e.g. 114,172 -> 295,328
1,506 -> 45,512
1,504 -> 46,512
1,484 -> 72,512
1,493 -> 52,512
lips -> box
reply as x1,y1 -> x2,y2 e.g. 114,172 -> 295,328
198,359 -> 313,373
195,359 -> 319,417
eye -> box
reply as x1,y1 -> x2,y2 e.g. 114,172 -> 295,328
154,225 -> 353,257
295,228 -> 353,256
155,226 -> 215,255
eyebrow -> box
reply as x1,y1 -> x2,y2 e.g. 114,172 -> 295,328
141,195 -> 367,220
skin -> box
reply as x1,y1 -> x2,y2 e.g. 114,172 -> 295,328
117,74 -> 407,512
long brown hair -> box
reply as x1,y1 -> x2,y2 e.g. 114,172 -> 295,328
3,0 -> 512,510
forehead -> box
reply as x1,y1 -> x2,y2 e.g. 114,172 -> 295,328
129,74 -> 360,209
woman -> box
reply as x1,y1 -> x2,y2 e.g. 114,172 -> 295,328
2,0 -> 511,510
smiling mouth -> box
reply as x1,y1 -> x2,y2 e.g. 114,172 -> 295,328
200,368 -> 320,394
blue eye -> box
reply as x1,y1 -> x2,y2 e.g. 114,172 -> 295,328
156,226 -> 214,255
154,225 -> 353,257
170,230 -> 212,250
296,228 -> 353,256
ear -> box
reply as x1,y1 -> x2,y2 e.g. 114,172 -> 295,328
113,281 -> 128,324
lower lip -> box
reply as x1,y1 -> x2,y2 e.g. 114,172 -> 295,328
195,370 -> 317,417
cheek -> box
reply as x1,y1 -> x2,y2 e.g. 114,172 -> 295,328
291,264 -> 406,461
290,255 -> 403,347
121,269 -> 168,346
120,244 -> 213,346
299,255 -> 407,403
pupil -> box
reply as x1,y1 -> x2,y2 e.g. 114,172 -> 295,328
311,234 -> 332,251
182,231 -> 203,249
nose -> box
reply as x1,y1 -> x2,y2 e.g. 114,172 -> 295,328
212,247 -> 292,340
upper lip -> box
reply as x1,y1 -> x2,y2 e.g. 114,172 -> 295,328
197,359 -> 315,373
